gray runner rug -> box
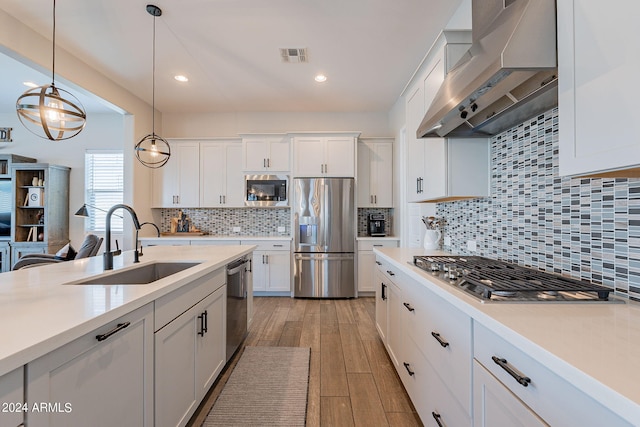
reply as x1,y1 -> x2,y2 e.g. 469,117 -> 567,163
204,346 -> 310,426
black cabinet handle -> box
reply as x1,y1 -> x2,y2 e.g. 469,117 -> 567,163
375,261 -> 382,265
198,310 -> 208,336
403,302 -> 415,312
381,283 -> 387,301
432,412 -> 444,427
386,270 -> 395,276
492,356 -> 531,387
403,362 -> 415,376
431,332 -> 449,348
96,322 -> 131,342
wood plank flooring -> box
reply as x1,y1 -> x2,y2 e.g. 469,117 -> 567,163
188,297 -> 422,427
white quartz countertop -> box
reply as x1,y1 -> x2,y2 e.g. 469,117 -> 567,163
140,236 -> 291,241
374,247 -> 640,424
0,245 -> 254,377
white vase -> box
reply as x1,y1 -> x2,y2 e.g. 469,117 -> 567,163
423,229 -> 442,250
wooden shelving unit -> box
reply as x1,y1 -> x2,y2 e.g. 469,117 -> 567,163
10,163 -> 70,261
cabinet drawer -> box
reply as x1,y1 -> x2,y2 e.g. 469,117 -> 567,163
0,366 -> 23,427
401,334 -> 471,427
474,322 -> 632,427
155,268 -> 225,330
357,239 -> 399,251
419,283 -> 472,415
242,240 -> 291,251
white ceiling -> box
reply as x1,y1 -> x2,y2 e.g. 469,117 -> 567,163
0,0 -> 464,114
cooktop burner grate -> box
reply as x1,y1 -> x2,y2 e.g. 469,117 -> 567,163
413,255 -> 614,301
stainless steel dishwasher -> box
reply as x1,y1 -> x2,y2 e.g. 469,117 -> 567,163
226,257 -> 249,360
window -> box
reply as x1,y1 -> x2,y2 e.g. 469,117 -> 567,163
84,151 -> 124,232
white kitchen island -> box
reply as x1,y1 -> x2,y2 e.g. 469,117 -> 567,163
374,247 -> 640,427
0,244 -> 254,427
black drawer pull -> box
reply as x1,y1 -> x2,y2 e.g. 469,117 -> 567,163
402,302 -> 415,312
375,261 -> 382,265
381,283 -> 387,301
431,332 -> 449,348
403,362 -> 415,376
386,270 -> 395,276
432,412 -> 444,427
96,322 -> 131,342
492,356 -> 531,387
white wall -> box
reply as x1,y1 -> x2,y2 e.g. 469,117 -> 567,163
163,111 -> 392,138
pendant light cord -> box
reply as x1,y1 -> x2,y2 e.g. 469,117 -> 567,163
151,10 -> 156,136
51,0 -> 56,86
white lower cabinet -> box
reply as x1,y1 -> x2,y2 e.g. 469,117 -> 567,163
357,239 -> 399,293
474,322 -> 632,427
155,272 -> 226,427
26,303 -> 154,427
243,240 -> 291,294
0,366 -> 24,427
374,265 -> 388,342
385,272 -> 403,370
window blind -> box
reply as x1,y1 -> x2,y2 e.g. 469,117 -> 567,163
85,151 -> 124,232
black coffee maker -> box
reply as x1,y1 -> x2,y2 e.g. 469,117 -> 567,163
368,213 -> 386,237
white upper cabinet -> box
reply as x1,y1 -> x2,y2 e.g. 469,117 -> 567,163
558,1 -> 640,177
242,134 -> 290,172
357,138 -> 394,207
200,141 -> 244,207
152,141 -> 200,208
405,30 -> 489,202
292,133 -> 358,177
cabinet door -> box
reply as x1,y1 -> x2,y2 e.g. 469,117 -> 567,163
357,142 -> 373,207
155,303 -> 199,427
175,143 -> 200,207
371,142 -> 393,207
195,286 -> 226,397
386,279 -> 402,369
325,137 -> 355,177
27,304 -> 154,427
421,55 -> 447,200
357,251 -> 376,292
251,251 -> 267,292
0,367 -> 23,427
374,267 -> 388,343
405,84 -> 426,202
152,150 -> 179,207
265,251 -> 291,292
558,1 -> 640,177
266,138 -> 291,172
293,137 -> 325,176
224,143 -> 244,207
473,360 -> 548,427
200,142 -> 226,206
243,139 -> 268,171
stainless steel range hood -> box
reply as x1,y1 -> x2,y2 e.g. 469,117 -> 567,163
417,0 -> 557,138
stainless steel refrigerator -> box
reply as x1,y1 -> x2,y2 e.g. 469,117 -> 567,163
293,177 -> 355,298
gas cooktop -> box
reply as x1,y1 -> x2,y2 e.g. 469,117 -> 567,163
413,255 -> 622,303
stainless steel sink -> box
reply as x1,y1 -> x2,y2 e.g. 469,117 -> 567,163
70,262 -> 201,285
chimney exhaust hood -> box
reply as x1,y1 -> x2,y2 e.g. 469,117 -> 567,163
417,0 -> 557,138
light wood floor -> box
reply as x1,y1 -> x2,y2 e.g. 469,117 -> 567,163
188,297 -> 422,427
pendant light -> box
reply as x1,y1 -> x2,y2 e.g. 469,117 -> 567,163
15,0 -> 86,141
135,4 -> 171,169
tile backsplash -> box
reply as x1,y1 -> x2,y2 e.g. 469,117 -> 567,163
437,108 -> 640,301
159,208 -> 291,236
357,208 -> 394,237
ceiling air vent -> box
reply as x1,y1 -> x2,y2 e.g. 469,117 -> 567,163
280,48 -> 308,63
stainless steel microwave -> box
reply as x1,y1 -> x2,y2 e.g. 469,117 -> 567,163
245,175 -> 288,207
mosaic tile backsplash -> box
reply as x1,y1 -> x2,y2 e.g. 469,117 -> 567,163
357,208 -> 394,237
437,108 -> 640,300
159,208 -> 291,236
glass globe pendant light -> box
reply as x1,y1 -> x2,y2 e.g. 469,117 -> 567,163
135,4 -> 171,169
16,0 -> 86,141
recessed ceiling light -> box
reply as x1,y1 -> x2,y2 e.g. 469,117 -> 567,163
314,74 -> 327,83
23,81 -> 38,88
174,75 -> 189,82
